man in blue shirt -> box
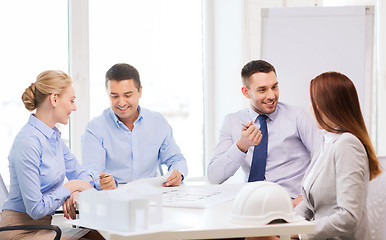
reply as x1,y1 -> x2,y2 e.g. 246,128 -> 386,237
207,60 -> 320,206
81,63 -> 188,186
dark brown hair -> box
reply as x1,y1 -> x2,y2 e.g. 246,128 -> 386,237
310,71 -> 381,180
105,63 -> 141,91
241,60 -> 276,88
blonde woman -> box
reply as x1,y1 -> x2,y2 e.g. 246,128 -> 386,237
0,70 -> 115,239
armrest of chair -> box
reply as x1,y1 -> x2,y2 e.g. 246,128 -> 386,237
0,224 -> 61,240
55,209 -> 79,215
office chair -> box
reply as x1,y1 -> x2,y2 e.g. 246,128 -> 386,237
0,225 -> 61,240
0,173 -> 62,240
367,156 -> 386,240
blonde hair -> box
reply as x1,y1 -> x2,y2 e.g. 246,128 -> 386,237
22,70 -> 73,111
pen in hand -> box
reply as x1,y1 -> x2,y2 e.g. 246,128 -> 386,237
241,123 -> 248,130
90,174 -> 112,182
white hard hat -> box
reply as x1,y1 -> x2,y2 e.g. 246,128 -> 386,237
229,181 -> 303,225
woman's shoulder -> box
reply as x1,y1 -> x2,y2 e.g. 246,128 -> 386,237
14,123 -> 41,144
9,125 -> 42,163
333,132 -> 367,161
335,132 -> 362,146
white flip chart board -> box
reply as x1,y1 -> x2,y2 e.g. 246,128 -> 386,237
260,6 -> 374,130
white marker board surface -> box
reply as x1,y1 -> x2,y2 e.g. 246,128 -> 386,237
260,6 -> 374,129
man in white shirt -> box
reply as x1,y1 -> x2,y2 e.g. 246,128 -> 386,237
207,60 -> 320,205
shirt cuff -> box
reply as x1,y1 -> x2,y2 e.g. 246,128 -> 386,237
93,180 -> 102,191
56,185 -> 71,200
87,170 -> 101,189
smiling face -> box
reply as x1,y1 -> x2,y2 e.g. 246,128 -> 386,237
242,71 -> 279,115
107,79 -> 142,124
53,85 -> 77,125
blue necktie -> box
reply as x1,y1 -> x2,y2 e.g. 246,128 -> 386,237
248,114 -> 268,182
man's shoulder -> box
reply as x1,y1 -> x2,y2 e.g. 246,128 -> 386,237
275,102 -> 309,118
140,107 -> 167,122
225,108 -> 249,118
276,102 -> 302,112
221,108 -> 250,128
141,107 -> 163,117
87,108 -> 111,128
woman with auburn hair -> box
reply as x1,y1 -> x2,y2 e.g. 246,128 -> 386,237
0,70 -> 116,240
247,72 -> 381,240
293,71 -> 382,240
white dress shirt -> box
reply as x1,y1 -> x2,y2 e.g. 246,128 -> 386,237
208,102 -> 321,197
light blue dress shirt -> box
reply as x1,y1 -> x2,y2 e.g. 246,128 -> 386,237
208,102 -> 321,197
2,115 -> 97,220
81,107 -> 188,184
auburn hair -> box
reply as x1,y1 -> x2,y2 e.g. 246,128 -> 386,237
310,71 -> 381,180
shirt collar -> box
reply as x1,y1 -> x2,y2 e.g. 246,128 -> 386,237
323,131 -> 339,144
108,106 -> 143,129
137,106 -> 143,121
108,108 -> 121,128
248,104 -> 278,123
28,114 -> 60,140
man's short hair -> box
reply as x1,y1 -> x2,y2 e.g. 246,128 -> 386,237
241,60 -> 276,88
105,63 -> 141,91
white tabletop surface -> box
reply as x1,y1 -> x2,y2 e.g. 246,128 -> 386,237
59,179 -> 315,240
92,199 -> 314,240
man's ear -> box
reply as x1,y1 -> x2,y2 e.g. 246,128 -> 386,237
50,93 -> 58,107
138,86 -> 143,99
241,86 -> 250,99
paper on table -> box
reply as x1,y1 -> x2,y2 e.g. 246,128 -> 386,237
119,175 -> 244,209
161,184 -> 241,209
119,171 -> 172,189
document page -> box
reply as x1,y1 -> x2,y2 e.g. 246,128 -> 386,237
118,174 -> 245,209
161,183 -> 243,208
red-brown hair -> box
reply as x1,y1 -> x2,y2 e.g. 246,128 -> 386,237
310,71 -> 381,180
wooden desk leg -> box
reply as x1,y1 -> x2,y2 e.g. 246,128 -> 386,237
279,235 -> 290,240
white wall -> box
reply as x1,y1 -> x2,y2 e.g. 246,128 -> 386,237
68,0 -> 385,169
204,0 -> 248,166
204,0 -> 318,165
204,0 -> 386,169
69,0 -> 90,161
376,0 -> 386,155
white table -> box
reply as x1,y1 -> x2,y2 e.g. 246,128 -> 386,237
96,181 -> 314,240
96,200 -> 314,240
66,179 -> 315,240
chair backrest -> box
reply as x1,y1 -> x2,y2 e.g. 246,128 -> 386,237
367,156 -> 386,240
0,173 -> 9,210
